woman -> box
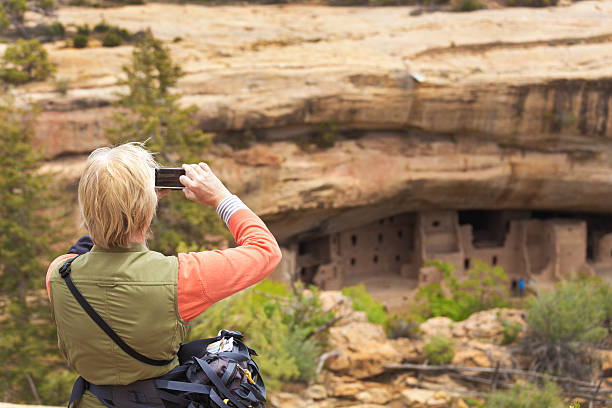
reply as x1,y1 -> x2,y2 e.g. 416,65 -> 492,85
46,143 -> 282,408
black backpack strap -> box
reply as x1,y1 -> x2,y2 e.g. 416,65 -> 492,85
194,357 -> 247,408
177,337 -> 221,364
59,257 -> 173,367
68,376 -> 87,408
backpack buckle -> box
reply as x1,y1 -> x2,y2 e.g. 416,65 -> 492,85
219,329 -> 243,340
59,262 -> 71,278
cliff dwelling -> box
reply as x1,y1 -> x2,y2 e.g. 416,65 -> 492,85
275,210 -> 612,311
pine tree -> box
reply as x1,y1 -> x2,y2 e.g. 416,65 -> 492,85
0,95 -> 73,404
107,30 -> 229,254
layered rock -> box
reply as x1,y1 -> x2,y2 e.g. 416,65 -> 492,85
19,1 -> 612,242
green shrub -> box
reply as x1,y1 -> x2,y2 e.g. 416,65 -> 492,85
464,397 -> 484,407
486,381 -> 565,408
44,21 -> 65,38
0,68 -> 30,84
36,0 -> 54,12
342,284 -> 388,326
454,0 -> 485,11
93,20 -> 111,33
315,121 -> 337,148
1,39 -> 56,84
386,312 -> 422,339
102,31 -> 122,47
499,317 -> 522,345
412,260 -> 510,322
189,280 -> 335,389
109,26 -> 132,41
575,274 -> 612,333
76,24 -> 90,36
73,34 -> 88,48
523,279 -> 609,380
424,335 -> 454,365
54,77 -> 69,95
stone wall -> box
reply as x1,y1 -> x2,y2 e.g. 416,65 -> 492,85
291,210 -> 611,307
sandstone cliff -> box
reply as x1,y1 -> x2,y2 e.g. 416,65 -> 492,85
15,0 -> 612,241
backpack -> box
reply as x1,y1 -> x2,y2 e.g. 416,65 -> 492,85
60,257 -> 266,408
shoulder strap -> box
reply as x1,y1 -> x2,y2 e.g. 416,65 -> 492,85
59,257 -> 174,367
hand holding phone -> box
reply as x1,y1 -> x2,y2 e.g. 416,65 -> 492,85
179,163 -> 231,208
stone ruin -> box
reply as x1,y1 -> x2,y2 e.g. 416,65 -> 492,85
273,210 -> 612,310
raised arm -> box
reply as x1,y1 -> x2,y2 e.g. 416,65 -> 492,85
175,163 -> 282,321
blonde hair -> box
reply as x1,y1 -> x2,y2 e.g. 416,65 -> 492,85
78,143 -> 158,248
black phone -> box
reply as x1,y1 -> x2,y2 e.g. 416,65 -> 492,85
155,167 -> 186,189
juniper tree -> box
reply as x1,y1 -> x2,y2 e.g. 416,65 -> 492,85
1,39 -> 56,85
0,95 -> 72,404
107,30 -> 228,254
0,0 -> 54,32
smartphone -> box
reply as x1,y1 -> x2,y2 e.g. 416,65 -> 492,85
154,167 -> 186,189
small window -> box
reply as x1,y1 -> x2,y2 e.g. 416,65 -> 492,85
373,255 -> 379,264
395,255 -> 400,262
492,255 -> 498,265
351,235 -> 357,246
350,258 -> 356,266
379,219 -> 384,225
389,216 -> 395,223
432,221 -> 440,227
397,229 -> 403,238
464,258 -> 471,269
378,233 -> 383,243
298,242 -> 307,255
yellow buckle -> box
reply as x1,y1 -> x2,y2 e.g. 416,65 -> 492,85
241,367 -> 256,385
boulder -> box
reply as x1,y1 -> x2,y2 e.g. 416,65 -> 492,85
268,392 -> 308,408
389,338 -> 425,363
355,387 -> 393,405
452,340 -> 514,370
327,376 -> 366,398
327,322 -> 403,379
304,384 -> 327,401
419,309 -> 526,345
400,389 -> 450,408
318,291 -> 368,326
419,317 -> 453,340
452,309 -> 526,344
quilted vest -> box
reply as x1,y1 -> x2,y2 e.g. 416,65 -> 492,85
48,244 -> 190,407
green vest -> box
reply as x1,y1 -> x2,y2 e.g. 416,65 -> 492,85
48,244 -> 190,407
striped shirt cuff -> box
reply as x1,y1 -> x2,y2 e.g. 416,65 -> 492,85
216,195 -> 248,225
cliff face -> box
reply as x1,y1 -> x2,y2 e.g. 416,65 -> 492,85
22,1 -> 612,241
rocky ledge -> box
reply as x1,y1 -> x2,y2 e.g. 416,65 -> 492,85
268,291 -> 611,408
